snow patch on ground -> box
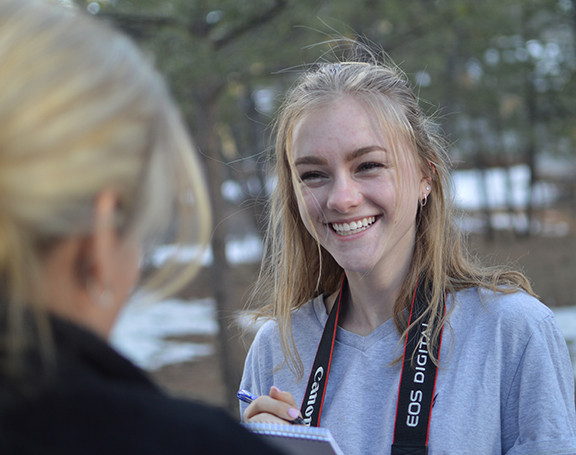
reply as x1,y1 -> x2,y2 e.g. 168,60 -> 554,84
110,298 -> 217,371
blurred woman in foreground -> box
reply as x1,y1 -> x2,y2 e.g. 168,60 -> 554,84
0,1 -> 284,454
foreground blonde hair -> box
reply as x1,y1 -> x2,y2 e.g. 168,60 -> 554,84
0,0 -> 210,380
251,50 -> 534,378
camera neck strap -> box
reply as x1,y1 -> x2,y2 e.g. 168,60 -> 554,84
299,276 -> 345,427
300,275 -> 445,455
391,279 -> 445,455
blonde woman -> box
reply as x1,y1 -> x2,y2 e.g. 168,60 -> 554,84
241,56 -> 576,454
0,1 -> 285,454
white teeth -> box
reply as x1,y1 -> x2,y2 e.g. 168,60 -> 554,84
331,216 -> 376,236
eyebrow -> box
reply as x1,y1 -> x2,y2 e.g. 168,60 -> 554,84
294,145 -> 387,166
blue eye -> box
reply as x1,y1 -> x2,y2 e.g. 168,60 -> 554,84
299,171 -> 324,181
357,162 -> 385,172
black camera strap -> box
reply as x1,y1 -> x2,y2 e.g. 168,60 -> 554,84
299,276 -> 345,427
391,280 -> 445,455
299,275 -> 445,455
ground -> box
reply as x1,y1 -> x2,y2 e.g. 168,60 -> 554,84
150,208 -> 576,412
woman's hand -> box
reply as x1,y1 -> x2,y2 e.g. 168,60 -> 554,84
243,386 -> 303,425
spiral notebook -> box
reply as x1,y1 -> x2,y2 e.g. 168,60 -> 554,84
243,423 -> 345,455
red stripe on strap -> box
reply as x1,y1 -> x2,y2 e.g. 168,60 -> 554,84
316,275 -> 345,426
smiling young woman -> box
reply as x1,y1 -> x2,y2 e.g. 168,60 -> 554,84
240,52 -> 576,455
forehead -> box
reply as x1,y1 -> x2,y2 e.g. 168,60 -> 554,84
290,96 -> 416,166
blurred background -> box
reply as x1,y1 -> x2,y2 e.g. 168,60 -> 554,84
66,0 -> 576,415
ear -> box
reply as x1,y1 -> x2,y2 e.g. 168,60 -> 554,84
40,190 -> 124,337
90,190 -> 121,302
420,177 -> 432,197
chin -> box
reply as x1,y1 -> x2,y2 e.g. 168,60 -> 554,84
334,260 -> 378,275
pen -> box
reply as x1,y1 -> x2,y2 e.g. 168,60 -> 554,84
237,389 -> 306,425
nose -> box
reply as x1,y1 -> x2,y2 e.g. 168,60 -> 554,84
326,175 -> 362,213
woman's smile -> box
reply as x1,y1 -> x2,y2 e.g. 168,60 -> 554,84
329,216 -> 377,236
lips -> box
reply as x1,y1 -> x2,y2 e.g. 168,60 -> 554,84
330,216 -> 376,236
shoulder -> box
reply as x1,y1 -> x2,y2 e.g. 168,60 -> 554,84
446,287 -> 565,357
241,296 -> 325,396
1,375 -> 282,455
451,287 -> 554,329
251,296 -> 323,348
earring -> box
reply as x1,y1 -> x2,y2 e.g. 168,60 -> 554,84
426,186 -> 430,191
420,193 -> 428,207
87,278 -> 114,308
99,288 -> 114,307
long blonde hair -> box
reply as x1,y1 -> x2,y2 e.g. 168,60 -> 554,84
0,0 -> 211,381
251,51 -> 534,377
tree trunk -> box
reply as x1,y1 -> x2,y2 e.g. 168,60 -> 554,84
476,153 -> 495,241
243,85 -> 270,238
523,71 -> 538,237
194,88 -> 245,416
441,22 -> 463,144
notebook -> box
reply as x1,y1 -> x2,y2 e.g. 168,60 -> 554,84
243,422 -> 345,455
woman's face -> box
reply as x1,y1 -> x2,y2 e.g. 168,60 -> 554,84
291,97 -> 428,278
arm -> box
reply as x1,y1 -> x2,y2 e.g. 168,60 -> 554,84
240,321 -> 304,425
503,314 -> 576,454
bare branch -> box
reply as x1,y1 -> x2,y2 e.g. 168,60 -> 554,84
99,11 -> 216,41
98,12 -> 181,39
383,10 -> 455,53
213,0 -> 288,50
99,1 -> 287,49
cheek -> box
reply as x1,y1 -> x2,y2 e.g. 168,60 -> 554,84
121,241 -> 142,293
293,189 -> 320,236
390,182 -> 420,224
130,245 -> 142,285
392,167 -> 421,201
296,196 -> 314,232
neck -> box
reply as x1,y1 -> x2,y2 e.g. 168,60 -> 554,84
325,262 -> 412,337
344,271 -> 404,335
323,228 -> 417,335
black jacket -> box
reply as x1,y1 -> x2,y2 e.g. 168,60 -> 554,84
0,317 -> 284,454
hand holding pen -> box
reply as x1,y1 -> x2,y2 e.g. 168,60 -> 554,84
238,387 -> 306,425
